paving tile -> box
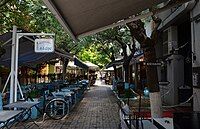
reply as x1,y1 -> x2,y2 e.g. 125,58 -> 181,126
13,81 -> 120,129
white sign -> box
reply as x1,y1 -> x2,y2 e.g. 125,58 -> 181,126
145,62 -> 162,66
35,39 -> 54,53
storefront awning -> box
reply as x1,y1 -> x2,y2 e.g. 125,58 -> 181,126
106,51 -> 143,68
74,57 -> 89,69
43,0 -> 169,41
0,32 -> 73,67
84,61 -> 99,71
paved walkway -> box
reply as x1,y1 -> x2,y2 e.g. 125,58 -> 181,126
21,81 -> 120,129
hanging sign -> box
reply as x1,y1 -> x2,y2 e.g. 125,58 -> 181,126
144,62 -> 162,66
193,73 -> 200,87
35,39 -> 54,53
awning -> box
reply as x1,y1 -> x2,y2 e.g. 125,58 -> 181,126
103,67 -> 114,71
74,57 -> 89,69
84,61 -> 99,70
0,32 -> 73,67
106,59 -> 123,69
106,51 -> 143,68
157,1 -> 195,30
67,61 -> 77,69
43,0 -> 168,41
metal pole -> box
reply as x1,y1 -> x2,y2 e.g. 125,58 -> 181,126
14,34 -> 19,102
10,26 -> 17,103
2,72 -> 11,93
17,80 -> 24,99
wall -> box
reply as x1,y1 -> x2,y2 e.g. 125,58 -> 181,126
191,0 -> 200,111
191,1 -> 200,68
156,1 -> 195,105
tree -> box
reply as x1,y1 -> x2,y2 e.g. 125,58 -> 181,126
93,27 -> 136,83
127,16 -> 162,118
77,42 -> 111,68
92,30 -> 121,79
0,0 -> 11,8
1,0 -> 113,71
0,42 -> 6,58
0,0 -> 75,80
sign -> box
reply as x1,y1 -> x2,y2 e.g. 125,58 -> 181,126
193,73 -> 200,87
145,62 -> 162,66
35,39 -> 54,53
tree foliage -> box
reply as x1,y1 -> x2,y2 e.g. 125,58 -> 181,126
0,0 -> 73,48
127,16 -> 161,92
77,43 -> 110,68
0,0 -> 114,67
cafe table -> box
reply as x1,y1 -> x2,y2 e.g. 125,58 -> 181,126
0,110 -> 23,129
3,101 -> 40,128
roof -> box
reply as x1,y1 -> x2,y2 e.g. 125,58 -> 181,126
66,61 -> 77,68
106,51 -> 143,68
84,61 -> 99,70
103,67 -> 114,71
43,0 -> 168,41
0,32 -> 73,67
74,57 -> 89,69
157,1 -> 195,30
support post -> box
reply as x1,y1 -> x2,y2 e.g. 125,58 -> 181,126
14,34 -> 19,102
7,28 -> 55,103
10,26 -> 17,103
17,81 -> 24,100
2,72 -> 11,93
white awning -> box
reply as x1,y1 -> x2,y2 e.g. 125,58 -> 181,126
43,0 -> 169,41
84,61 -> 99,70
103,67 -> 114,71
43,0 -> 190,41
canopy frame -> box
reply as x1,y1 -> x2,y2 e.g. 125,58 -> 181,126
2,26 -> 55,103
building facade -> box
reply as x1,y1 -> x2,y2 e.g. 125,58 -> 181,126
156,0 -> 200,111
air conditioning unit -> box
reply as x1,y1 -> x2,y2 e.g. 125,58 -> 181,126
163,26 -> 178,55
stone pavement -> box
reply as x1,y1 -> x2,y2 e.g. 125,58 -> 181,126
18,81 -> 120,129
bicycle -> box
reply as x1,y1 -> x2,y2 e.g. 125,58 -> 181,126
44,92 -> 70,120
23,87 -> 70,120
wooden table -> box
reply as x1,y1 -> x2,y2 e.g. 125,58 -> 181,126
3,101 -> 40,128
0,110 -> 22,129
52,91 -> 74,98
4,101 -> 40,109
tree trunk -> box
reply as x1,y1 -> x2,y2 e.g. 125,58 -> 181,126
62,58 -> 69,81
144,46 -> 159,92
127,20 -> 163,118
111,51 -> 118,80
143,41 -> 162,118
123,63 -> 130,83
0,46 -> 5,58
113,65 -> 117,80
134,62 -> 139,89
129,65 -> 133,83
